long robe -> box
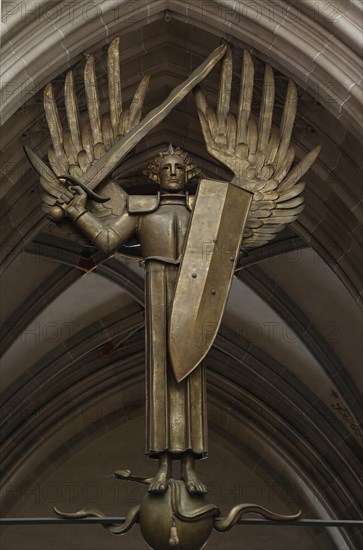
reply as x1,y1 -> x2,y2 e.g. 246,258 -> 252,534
74,191 -> 208,458
138,196 -> 208,459
145,260 -> 208,458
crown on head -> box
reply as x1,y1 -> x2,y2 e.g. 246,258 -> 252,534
144,144 -> 200,184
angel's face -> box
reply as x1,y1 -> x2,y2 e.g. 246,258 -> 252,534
159,155 -> 186,192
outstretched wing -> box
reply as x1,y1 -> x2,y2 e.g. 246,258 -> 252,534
44,36 -> 149,178
41,36 -> 149,219
194,46 -> 320,249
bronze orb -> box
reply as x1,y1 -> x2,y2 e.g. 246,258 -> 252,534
139,480 -> 217,550
49,206 -> 65,222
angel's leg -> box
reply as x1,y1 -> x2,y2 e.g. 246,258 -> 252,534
181,452 -> 207,494
148,452 -> 172,493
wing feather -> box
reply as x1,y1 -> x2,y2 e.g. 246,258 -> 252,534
246,218 -> 263,228
274,80 -> 297,169
237,50 -> 254,145
247,118 -> 257,158
128,76 -> 150,128
279,146 -> 321,191
43,83 -> 68,173
102,115 -> 115,151
216,45 -> 232,143
78,150 -> 90,173
81,121 -> 95,164
250,200 -> 276,211
84,55 -> 103,146
69,165 -> 83,179
274,146 -> 295,182
226,113 -> 236,152
107,36 -> 122,138
63,131 -> 78,165
276,181 -> 305,201
273,204 -> 305,216
275,196 -> 304,209
64,71 -> 82,153
48,147 -> 63,176
266,127 -> 280,164
261,180 -> 278,192
94,142 -> 106,160
118,109 -> 130,137
257,64 -> 274,153
206,106 -> 218,140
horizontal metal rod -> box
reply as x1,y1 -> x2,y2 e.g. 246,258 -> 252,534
0,518 -> 362,527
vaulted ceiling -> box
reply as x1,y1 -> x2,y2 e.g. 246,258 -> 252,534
1,1 -> 362,549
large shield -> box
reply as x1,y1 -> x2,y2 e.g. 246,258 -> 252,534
169,179 -> 252,382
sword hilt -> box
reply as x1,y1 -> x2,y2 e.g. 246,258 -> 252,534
58,175 -> 110,203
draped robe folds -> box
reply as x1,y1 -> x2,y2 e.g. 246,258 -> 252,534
138,195 -> 208,459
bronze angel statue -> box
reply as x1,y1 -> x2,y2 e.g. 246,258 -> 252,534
25,39 -> 320,502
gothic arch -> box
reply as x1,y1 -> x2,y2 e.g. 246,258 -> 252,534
1,2 -> 362,549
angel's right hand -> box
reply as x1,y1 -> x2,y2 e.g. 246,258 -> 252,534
57,185 -> 87,211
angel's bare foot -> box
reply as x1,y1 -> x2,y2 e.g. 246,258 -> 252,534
148,453 -> 172,493
181,452 -> 207,494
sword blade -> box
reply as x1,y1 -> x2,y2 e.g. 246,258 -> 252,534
80,44 -> 227,190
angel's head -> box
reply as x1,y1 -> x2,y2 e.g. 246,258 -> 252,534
145,145 -> 199,192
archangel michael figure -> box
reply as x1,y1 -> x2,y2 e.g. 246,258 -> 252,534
25,38 -> 320,498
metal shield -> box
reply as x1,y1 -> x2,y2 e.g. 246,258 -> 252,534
169,179 -> 252,382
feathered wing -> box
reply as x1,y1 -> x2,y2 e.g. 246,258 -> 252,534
194,47 -> 320,249
243,147 -> 320,247
41,36 -> 149,221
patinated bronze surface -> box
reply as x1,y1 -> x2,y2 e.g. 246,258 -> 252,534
26,37 -> 320,549
64,147 -> 211,493
169,179 -> 252,382
54,474 -> 301,550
